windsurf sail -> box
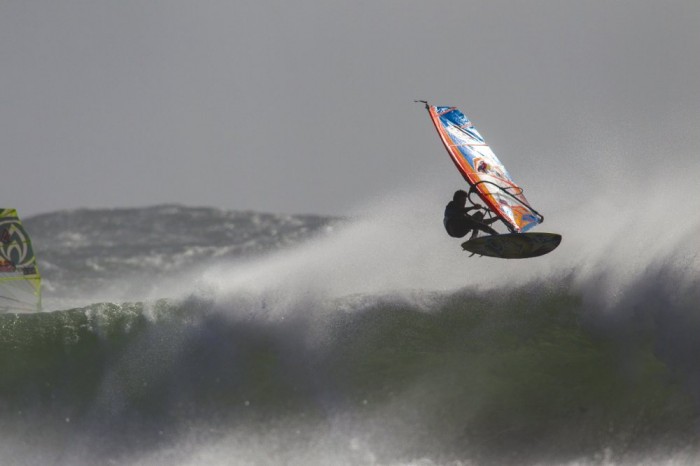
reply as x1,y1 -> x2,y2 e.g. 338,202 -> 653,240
0,209 -> 41,312
420,102 -> 543,233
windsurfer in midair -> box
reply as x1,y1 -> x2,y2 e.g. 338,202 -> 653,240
443,189 -> 499,240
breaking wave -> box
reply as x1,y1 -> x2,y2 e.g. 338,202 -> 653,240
2,166 -> 699,465
1,269 -> 699,465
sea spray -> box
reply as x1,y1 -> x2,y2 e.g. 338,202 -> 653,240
2,168 -> 698,464
1,277 -> 698,465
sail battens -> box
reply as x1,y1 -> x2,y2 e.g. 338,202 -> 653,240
424,104 -> 542,233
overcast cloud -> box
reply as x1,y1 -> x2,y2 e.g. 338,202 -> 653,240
2,1 -> 698,217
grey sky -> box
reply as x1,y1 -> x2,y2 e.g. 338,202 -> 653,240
2,1 -> 698,217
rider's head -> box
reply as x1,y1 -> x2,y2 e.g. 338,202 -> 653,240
453,190 -> 468,204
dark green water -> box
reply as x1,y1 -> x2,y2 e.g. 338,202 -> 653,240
1,273 -> 698,465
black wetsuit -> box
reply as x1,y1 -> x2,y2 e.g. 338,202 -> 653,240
443,201 -> 499,238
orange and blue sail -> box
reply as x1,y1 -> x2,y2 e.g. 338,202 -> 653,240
424,103 -> 543,233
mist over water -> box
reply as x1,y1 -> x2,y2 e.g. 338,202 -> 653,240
2,161 -> 699,465
190,158 -> 699,311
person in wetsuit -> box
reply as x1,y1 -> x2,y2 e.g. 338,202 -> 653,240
443,189 -> 499,240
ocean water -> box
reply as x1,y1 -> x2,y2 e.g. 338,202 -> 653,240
1,184 -> 699,465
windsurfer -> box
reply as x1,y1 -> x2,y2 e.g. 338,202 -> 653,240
443,190 -> 499,240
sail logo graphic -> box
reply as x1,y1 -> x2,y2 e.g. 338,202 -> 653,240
0,221 -> 34,268
0,209 -> 41,312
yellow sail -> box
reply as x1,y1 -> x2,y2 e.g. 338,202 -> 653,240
0,209 -> 41,312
